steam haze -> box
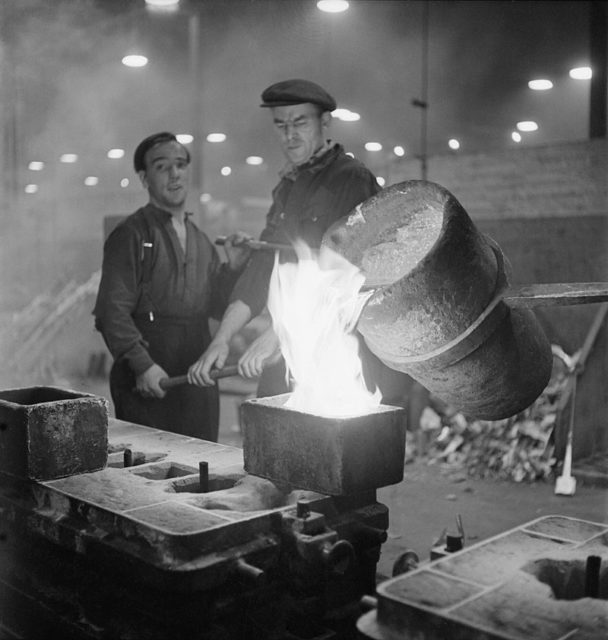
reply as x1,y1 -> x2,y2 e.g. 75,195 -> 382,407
0,0 -> 592,383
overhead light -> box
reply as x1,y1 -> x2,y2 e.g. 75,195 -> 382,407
516,121 -> 538,132
365,142 -> 382,152
220,166 -> 232,176
145,0 -> 179,10
28,161 -> 44,171
200,193 -> 212,203
122,54 -> 148,68
376,176 -> 386,187
25,184 -> 39,194
84,176 -> 99,186
332,108 -> 360,122
448,139 -> 460,150
207,133 -> 226,143
246,156 -> 264,165
511,131 -> 522,143
107,148 -> 125,159
176,134 -> 193,144
120,178 -> 130,188
60,153 -> 78,163
528,79 -> 553,91
317,0 -> 349,13
569,66 -> 592,80
393,146 -> 405,157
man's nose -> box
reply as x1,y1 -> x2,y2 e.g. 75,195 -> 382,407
284,124 -> 299,140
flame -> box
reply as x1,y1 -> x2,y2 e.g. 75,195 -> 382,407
267,241 -> 381,417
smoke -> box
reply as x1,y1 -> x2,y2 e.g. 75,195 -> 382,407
0,0 -> 591,309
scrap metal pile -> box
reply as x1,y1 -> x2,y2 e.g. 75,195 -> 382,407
419,350 -> 572,482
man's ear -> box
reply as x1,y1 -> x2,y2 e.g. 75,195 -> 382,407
321,111 -> 331,128
138,170 -> 148,188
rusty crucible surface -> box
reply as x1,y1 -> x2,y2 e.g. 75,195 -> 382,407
322,180 -> 552,420
0,386 -> 108,480
241,394 -> 405,496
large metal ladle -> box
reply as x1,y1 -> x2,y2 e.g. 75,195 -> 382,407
322,180 -> 608,420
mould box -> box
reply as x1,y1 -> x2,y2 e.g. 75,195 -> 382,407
0,386 -> 108,481
241,394 -> 405,495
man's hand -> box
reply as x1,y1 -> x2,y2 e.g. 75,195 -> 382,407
189,300 -> 253,386
223,232 -> 252,271
135,363 -> 168,399
188,338 -> 230,386
238,327 -> 282,379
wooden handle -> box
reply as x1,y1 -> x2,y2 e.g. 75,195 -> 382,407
159,365 -> 240,390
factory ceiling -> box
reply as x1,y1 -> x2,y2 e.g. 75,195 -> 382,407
0,0 -> 596,215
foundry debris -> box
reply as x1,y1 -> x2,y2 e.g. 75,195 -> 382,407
420,348 -> 573,482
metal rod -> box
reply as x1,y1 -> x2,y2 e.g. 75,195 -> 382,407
159,364 -> 240,390
503,283 -> 608,308
215,236 -> 293,252
199,461 -> 209,493
585,555 -> 601,598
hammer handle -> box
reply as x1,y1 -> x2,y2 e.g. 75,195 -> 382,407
215,236 -> 293,252
160,365 -> 240,390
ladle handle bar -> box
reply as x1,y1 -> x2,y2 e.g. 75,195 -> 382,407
215,236 -> 293,252
504,282 -> 608,308
160,365 -> 240,390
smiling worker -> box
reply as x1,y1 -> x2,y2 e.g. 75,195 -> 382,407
94,131 -> 250,440
188,79 -> 391,398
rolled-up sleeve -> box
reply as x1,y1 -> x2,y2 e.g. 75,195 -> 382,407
208,252 -> 248,320
93,225 -> 154,375
227,250 -> 275,318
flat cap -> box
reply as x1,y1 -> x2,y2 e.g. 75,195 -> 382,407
260,79 -> 337,112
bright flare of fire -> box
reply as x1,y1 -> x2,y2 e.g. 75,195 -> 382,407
267,242 -> 381,417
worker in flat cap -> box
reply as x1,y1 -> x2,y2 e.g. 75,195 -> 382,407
188,79 -> 405,403
93,132 -> 250,440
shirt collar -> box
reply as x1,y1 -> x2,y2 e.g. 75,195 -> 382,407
145,202 -> 192,223
279,140 -> 336,181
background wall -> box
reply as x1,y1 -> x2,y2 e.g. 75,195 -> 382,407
389,138 -> 608,458
1,139 -> 606,460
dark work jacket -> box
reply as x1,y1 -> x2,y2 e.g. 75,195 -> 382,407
230,143 -> 381,318
228,143 -> 395,400
93,203 -> 240,440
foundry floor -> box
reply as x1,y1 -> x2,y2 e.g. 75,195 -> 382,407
70,374 -> 608,583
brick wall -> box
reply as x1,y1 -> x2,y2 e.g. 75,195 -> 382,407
391,139 -> 608,459
390,138 -> 608,220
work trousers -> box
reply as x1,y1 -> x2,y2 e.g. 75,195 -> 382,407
110,316 -> 219,441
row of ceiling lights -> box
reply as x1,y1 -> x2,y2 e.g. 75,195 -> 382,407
121,45 -> 594,154
25,60 -> 591,193
142,0 -> 350,14
445,65 -> 593,150
124,1 -> 593,156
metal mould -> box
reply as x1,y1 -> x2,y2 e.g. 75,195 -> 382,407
241,394 -> 406,495
358,515 -> 608,640
0,386 -> 108,480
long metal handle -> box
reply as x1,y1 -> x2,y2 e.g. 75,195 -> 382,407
504,282 -> 608,308
159,365 -> 240,390
215,236 -> 293,252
